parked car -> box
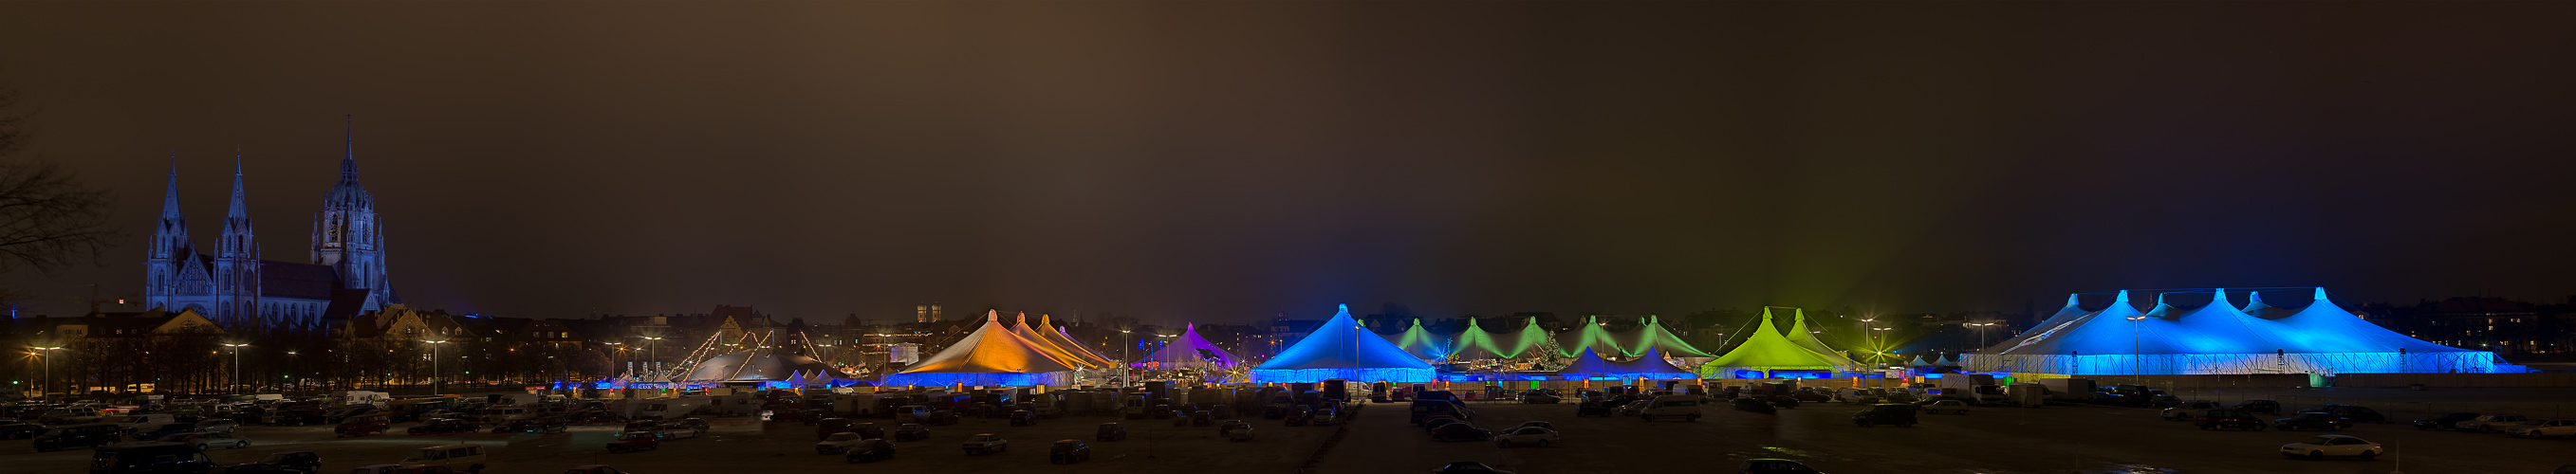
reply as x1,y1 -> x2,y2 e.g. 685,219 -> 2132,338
162,430 -> 251,450
33,423 -> 121,451
2278,434 -> 2382,460
1921,400 -> 1972,415
2233,399 -> 2281,415
604,431 -> 660,453
1575,402 -> 1613,417
2273,412 -> 2352,431
137,422 -> 203,441
491,419 -> 567,434
813,418 -> 856,440
1733,398 -> 1777,414
1421,417 -> 1463,433
337,414 -> 392,437
195,419 -> 240,433
2192,409 -> 2266,431
816,432 -> 869,454
0,420 -> 46,439
398,444 -> 488,474
1430,423 -> 1492,442
1048,440 -> 1092,464
90,442 -> 218,474
407,419 -> 480,434
1094,422 -> 1129,442
2507,419 -> 2576,438
2162,401 -> 2222,420
841,438 -> 896,463
2305,405 -> 2387,424
1769,396 -> 1802,409
1641,395 -> 1704,422
1493,427 -> 1558,447
1510,421 -> 1557,432
1431,461 -> 1516,474
2456,413 -> 2533,433
1220,420 -> 1254,442
1009,410 -> 1037,427
1739,458 -> 1826,473
1520,391 -> 1561,404
1852,404 -> 1918,428
893,423 -> 931,442
1615,401 -> 1652,416
243,451 -> 322,474
962,433 -> 1008,455
2414,412 -> 2481,430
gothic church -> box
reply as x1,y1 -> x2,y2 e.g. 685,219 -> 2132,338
142,124 -> 398,332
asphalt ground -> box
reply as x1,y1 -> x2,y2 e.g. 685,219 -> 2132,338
8,387 -> 2573,473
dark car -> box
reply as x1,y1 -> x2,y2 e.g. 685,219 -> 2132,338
1431,461 -> 1516,474
1010,410 -> 1037,427
845,423 -> 884,440
1095,423 -> 1127,442
1521,391 -> 1561,404
1429,423 -> 1493,442
2307,405 -> 2386,424
36,423 -> 122,452
841,438 -> 896,463
0,421 -> 48,439
1852,404 -> 1918,428
922,410 -> 958,426
1574,402 -> 1612,417
1769,396 -> 1801,410
1421,417 -> 1463,433
2233,399 -> 2282,415
604,431 -> 660,453
893,424 -> 931,442
814,418 -> 856,440
250,451 -> 321,473
1733,398 -> 1777,414
406,419 -> 480,434
2274,412 -> 2353,431
2192,409 -> 2265,431
1285,408 -> 1312,427
1048,439 -> 1092,464
491,419 -> 566,434
136,423 -> 201,441
2415,412 -> 2481,430
88,442 -> 214,474
1740,458 -> 1825,473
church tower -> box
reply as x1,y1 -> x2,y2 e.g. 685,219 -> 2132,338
143,160 -> 191,310
213,157 -> 262,329
312,118 -> 392,308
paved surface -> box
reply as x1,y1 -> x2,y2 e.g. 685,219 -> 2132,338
8,387 -> 2574,473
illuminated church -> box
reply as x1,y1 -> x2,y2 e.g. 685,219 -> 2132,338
141,123 -> 398,332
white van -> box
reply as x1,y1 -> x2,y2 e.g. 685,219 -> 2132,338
1640,395 -> 1704,422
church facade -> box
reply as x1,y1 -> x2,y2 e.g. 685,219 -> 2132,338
142,125 -> 398,332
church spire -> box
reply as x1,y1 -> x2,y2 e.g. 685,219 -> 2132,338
227,153 -> 250,220
342,115 -> 356,177
159,155 -> 185,224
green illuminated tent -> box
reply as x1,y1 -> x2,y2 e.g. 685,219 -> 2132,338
1448,317 -> 1551,360
1697,308 -> 1853,376
1557,316 -> 1631,357
1384,319 -> 1444,361
1609,315 -> 1715,357
1782,310 -> 1862,367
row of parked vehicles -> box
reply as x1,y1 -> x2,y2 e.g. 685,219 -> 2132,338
2411,411 -> 2576,438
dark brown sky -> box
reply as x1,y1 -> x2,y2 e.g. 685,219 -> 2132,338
5,2 -> 2572,324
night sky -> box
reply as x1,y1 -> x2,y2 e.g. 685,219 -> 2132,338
5,2 -> 2572,324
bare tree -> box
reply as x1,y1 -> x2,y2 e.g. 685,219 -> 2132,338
0,82 -> 120,297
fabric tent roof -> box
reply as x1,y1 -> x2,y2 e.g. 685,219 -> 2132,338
1605,348 -> 1696,374
1907,356 -> 1932,367
683,352 -> 847,382
1010,313 -> 1106,369
1783,310 -> 1862,367
1449,317 -> 1550,359
1258,304 -> 1436,371
1140,323 -> 1242,369
1933,355 -> 1956,366
1039,314 -> 1121,366
1609,316 -> 1716,357
1972,288 -> 2495,374
1700,309 -> 1850,373
1384,319 -> 1445,361
2256,288 -> 2478,354
1557,316 -> 1629,357
899,311 -> 1079,374
1986,294 -> 2092,354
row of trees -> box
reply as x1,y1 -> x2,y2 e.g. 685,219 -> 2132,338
11,332 -> 634,396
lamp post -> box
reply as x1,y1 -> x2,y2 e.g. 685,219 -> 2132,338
1965,322 -> 1996,349
1119,330 -> 1133,387
640,337 -> 663,380
33,346 -> 62,398
424,339 -> 451,395
222,343 -> 250,393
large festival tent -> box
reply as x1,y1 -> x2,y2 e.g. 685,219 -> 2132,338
882,311 -> 1078,386
1252,304 -> 1437,383
1780,309 -> 1862,367
1609,315 -> 1717,358
1138,323 -> 1242,370
1697,308 -> 1859,377
1384,319 -> 1446,361
1039,314 -> 1121,366
1448,317 -> 1553,360
682,352 -> 850,382
1009,313 -> 1110,369
1558,348 -> 1698,380
1556,316 -> 1631,357
1967,288 -> 2499,374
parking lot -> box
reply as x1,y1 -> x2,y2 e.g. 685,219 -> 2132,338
7,387 -> 2574,473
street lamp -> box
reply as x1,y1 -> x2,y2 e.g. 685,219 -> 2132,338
1119,330 -> 1134,387
2125,316 -> 2148,378
222,343 -> 250,393
32,346 -> 62,398
640,337 -> 663,380
424,339 -> 451,395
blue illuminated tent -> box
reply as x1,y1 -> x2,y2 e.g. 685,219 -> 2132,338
1970,288 -> 2498,374
1252,304 -> 1436,383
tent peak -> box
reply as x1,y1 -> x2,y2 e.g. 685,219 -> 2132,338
986,310 -> 998,323
2116,290 -> 2130,304
2214,288 -> 2228,307
2314,287 -> 2328,301
2066,293 -> 2081,307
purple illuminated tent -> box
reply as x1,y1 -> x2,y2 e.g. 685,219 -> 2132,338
1139,323 -> 1241,370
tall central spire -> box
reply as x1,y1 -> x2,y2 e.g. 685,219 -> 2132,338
159,156 -> 185,224
342,115 -> 356,177
227,154 -> 250,219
